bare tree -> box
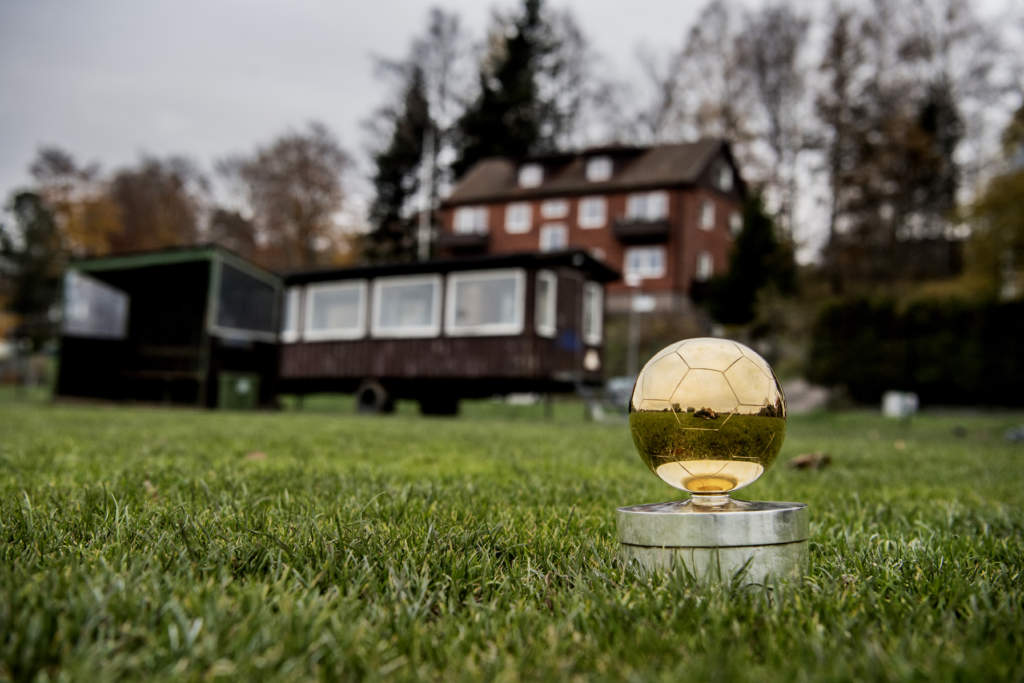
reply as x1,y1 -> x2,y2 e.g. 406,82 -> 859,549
219,122 -> 352,270
29,147 -> 120,257
738,3 -> 811,238
681,0 -> 754,147
108,156 -> 207,253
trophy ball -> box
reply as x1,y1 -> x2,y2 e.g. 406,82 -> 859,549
629,338 -> 786,499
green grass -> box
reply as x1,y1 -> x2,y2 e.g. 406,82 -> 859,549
1,400 -> 1022,682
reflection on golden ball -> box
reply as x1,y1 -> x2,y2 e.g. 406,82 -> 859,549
629,338 -> 786,497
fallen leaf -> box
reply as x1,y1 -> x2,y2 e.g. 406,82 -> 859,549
244,451 -> 267,461
788,452 -> 832,470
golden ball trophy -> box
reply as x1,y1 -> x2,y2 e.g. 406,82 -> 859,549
617,338 -> 808,583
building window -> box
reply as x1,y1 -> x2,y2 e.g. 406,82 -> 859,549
624,246 -> 666,280
505,202 -> 531,233
539,223 -> 568,252
371,275 -> 441,338
215,263 -> 279,338
700,199 -> 715,230
541,199 -> 568,219
62,270 -> 129,340
696,251 -> 714,282
535,270 -> 557,338
729,211 -> 743,236
578,196 -> 606,229
626,191 -> 668,221
586,156 -> 613,182
582,282 -> 603,345
304,281 -> 367,340
445,269 -> 525,337
454,206 -> 488,234
281,287 -> 302,342
518,163 -> 543,188
718,164 -> 733,192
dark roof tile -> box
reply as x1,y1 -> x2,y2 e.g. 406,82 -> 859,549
443,139 -> 728,205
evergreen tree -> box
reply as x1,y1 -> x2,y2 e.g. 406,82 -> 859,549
364,65 -> 431,262
701,193 -> 795,325
0,192 -> 65,350
452,0 -> 550,177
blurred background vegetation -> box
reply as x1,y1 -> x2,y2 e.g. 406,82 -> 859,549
2,0 -> 1022,404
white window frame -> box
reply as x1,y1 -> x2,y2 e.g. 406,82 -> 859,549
624,246 -> 667,281
371,274 -> 442,338
696,251 -> 714,282
535,270 -> 557,338
518,163 -> 543,188
586,156 -> 613,182
505,202 -> 531,234
700,199 -> 715,230
541,199 -> 568,219
539,223 -> 568,252
444,269 -> 525,337
454,206 -> 488,234
578,196 -> 606,229
582,281 -> 603,345
626,191 -> 668,221
729,210 -> 743,236
281,286 -> 303,342
303,280 -> 367,341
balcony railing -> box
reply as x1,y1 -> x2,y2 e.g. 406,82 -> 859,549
437,231 -> 490,252
612,218 -> 671,244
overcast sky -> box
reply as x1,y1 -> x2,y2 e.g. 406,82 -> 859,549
0,0 -> 712,207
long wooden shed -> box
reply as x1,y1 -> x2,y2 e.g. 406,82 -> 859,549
277,250 -> 618,413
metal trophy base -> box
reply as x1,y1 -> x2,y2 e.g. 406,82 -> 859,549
617,498 -> 809,584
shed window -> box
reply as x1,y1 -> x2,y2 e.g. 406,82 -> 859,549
582,282 -> 603,345
62,270 -> 129,339
535,270 -> 557,338
505,202 -> 531,233
586,156 -> 613,182
215,262 -> 278,339
701,200 -> 715,230
624,246 -> 666,280
454,206 -> 488,234
578,196 -> 606,228
372,275 -> 442,338
518,163 -> 543,188
539,224 -> 568,252
304,281 -> 367,340
445,269 -> 524,336
541,199 -> 568,219
281,287 -> 302,342
626,191 -> 668,220
696,251 -> 714,282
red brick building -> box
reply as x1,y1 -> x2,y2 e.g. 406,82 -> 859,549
437,139 -> 745,312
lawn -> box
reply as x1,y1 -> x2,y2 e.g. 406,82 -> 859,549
1,398 -> 1022,681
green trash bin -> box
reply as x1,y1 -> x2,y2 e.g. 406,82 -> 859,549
218,372 -> 260,410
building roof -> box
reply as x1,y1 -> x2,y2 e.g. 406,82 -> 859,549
283,249 -> 620,285
442,139 -> 738,206
68,243 -> 280,287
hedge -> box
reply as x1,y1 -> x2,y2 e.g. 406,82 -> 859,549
806,297 -> 1024,406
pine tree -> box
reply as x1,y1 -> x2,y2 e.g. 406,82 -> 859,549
452,0 -> 549,177
0,192 -> 65,350
701,193 -> 795,325
364,65 -> 431,262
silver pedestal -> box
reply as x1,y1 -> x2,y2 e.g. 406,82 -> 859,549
617,499 -> 809,583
